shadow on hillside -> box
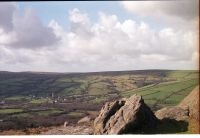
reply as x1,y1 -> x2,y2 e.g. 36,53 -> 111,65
154,118 -> 188,134
128,119 -> 188,134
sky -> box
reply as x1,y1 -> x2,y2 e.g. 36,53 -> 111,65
0,1 -> 199,72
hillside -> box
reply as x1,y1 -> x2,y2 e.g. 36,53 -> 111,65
0,70 -> 199,133
179,86 -> 199,133
0,70 -> 198,106
42,86 -> 200,135
179,86 -> 199,119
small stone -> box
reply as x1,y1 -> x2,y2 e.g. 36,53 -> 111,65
63,121 -> 69,127
78,116 -> 91,124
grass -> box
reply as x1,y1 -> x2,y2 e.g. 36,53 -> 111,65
0,109 -> 23,114
166,70 -> 199,80
57,78 -> 73,83
90,96 -> 107,104
88,82 -> 109,95
62,87 -> 82,96
121,78 -> 198,107
5,96 -> 31,101
110,75 -> 138,91
67,112 -> 85,117
11,113 -> 30,117
30,99 -> 49,104
60,80 -> 86,96
35,109 -> 64,116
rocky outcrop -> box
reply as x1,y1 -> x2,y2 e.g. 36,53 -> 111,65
93,95 -> 157,134
155,106 -> 189,121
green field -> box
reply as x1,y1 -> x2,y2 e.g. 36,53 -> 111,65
90,96 -> 107,104
121,79 -> 198,107
11,113 -> 30,117
30,98 -> 50,104
1,70 -> 198,107
67,111 -> 85,117
0,109 -> 23,114
35,109 -> 64,116
5,96 -> 31,101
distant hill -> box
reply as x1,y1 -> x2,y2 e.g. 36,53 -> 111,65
0,70 -> 198,103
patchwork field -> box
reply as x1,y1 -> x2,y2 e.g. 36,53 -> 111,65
0,70 -> 199,131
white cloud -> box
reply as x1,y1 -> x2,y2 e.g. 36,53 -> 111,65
0,3 -> 59,49
69,8 -> 90,24
0,6 -> 198,72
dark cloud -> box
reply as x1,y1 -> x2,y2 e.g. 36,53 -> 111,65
0,2 -> 15,32
122,0 -> 198,21
11,9 -> 60,48
161,0 -> 198,20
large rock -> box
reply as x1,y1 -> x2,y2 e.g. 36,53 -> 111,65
155,106 -> 189,121
93,95 -> 157,134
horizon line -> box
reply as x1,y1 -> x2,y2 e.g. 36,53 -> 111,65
0,69 -> 198,74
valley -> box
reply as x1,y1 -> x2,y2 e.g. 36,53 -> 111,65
0,70 -> 199,133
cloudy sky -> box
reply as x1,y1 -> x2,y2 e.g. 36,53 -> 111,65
0,1 -> 199,72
